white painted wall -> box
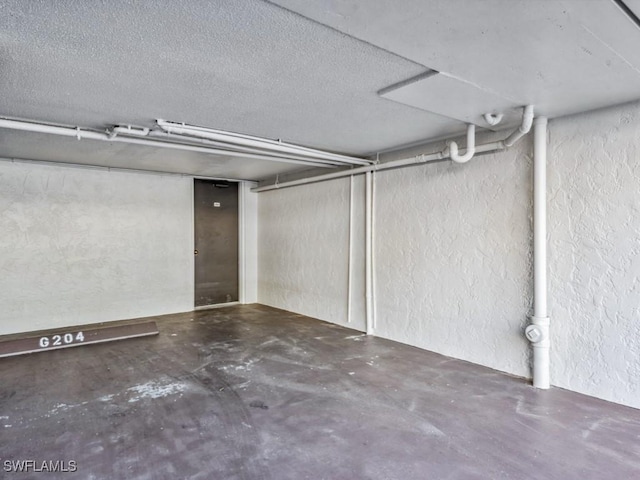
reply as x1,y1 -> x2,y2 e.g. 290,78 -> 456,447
257,101 -> 640,409
240,181 -> 259,304
0,160 -> 194,335
259,177 -> 366,332
547,102 -> 640,408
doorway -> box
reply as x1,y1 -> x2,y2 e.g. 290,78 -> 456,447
194,179 -> 239,307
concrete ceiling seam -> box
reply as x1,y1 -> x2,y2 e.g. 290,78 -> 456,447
273,0 -> 640,121
612,0 -> 640,29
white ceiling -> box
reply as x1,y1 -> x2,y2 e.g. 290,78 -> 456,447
1,0 -> 640,180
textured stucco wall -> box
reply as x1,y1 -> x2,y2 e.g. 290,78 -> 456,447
0,160 -> 194,335
547,103 -> 640,407
258,101 -> 640,409
372,145 -> 533,376
259,176 -> 366,331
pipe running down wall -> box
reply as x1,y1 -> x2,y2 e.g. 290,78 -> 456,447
526,117 -> 550,389
365,171 -> 374,335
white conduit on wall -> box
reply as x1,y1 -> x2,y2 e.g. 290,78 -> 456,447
0,118 -> 363,169
347,175 -> 354,324
371,170 -> 378,331
365,171 -> 374,335
525,117 -> 550,389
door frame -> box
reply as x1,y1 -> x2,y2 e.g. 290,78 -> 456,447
191,177 -> 255,309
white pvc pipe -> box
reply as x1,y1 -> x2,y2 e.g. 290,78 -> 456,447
365,171 -> 374,335
252,141 -> 504,192
526,116 -> 550,389
371,170 -> 377,331
347,175 -> 354,324
111,125 -> 150,137
0,118 -> 336,169
251,105 -> 536,193
156,119 -> 372,166
504,105 -> 534,147
449,124 -> 476,163
133,128 -> 341,167
534,118 -> 548,318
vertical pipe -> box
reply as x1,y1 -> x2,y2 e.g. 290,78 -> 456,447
365,171 -> 373,335
238,181 -> 246,304
534,118 -> 548,318
371,171 -> 377,330
347,175 -> 354,323
527,116 -> 550,389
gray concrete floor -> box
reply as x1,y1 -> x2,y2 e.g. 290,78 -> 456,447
1,304 -> 639,479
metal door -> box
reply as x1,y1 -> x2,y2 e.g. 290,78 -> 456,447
194,179 -> 239,306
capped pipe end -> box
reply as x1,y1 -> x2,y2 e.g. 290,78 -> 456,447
525,324 -> 545,343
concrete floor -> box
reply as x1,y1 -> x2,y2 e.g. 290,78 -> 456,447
1,305 -> 639,480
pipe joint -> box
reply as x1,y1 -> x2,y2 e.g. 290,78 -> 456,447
483,112 -> 504,126
504,105 -> 534,147
525,316 -> 550,346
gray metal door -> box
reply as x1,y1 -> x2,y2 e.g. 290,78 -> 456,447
194,179 -> 239,306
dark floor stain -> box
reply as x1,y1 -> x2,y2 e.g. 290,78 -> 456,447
249,401 -> 269,410
0,304 -> 639,480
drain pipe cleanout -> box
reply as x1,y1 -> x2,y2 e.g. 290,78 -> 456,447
525,116 -> 550,389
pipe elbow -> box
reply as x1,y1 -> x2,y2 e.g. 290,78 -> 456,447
483,112 -> 504,126
450,124 -> 476,164
504,105 -> 535,147
449,142 -> 475,163
520,105 -> 534,133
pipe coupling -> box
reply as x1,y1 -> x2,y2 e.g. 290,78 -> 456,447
525,316 -> 549,345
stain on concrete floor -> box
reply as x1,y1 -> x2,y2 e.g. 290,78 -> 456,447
1,304 -> 639,479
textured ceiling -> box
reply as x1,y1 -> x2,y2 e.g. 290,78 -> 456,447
273,0 -> 640,121
1,0 -> 640,180
0,0 -> 460,157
